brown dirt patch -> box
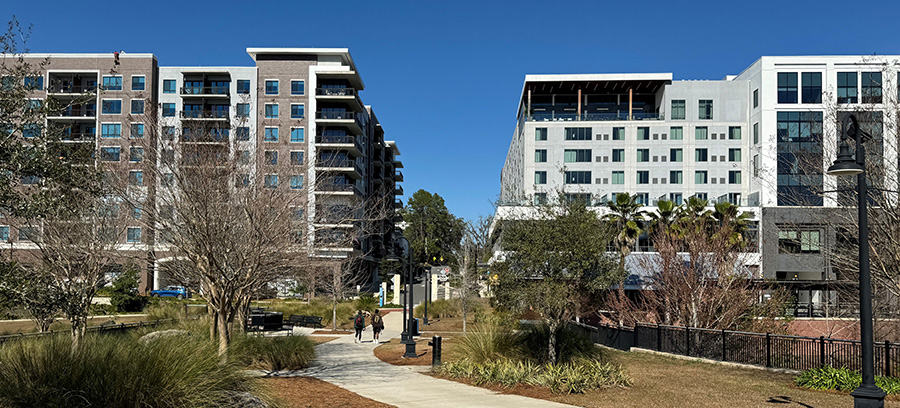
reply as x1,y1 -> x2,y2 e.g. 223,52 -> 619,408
263,377 -> 395,408
374,337 -> 456,366
310,336 -> 339,344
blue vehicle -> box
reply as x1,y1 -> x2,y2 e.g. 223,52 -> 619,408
150,286 -> 190,299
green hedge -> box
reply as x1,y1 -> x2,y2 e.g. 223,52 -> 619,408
795,366 -> 900,394
438,358 -> 632,394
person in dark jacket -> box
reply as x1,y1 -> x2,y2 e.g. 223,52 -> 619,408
371,309 -> 384,343
353,310 -> 365,343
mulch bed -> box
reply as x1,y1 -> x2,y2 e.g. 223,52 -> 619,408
263,377 -> 395,408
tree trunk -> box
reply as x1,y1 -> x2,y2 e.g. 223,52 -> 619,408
216,307 -> 230,359
548,319 -> 558,365
70,315 -> 86,351
332,297 -> 338,331
208,306 -> 217,341
462,301 -> 467,334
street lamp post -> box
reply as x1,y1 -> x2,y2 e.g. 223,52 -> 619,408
826,114 -> 885,408
389,227 -> 418,358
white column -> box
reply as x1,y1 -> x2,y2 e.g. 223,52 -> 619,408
430,276 -> 438,302
443,281 -> 451,300
380,281 -> 387,306
391,274 -> 401,305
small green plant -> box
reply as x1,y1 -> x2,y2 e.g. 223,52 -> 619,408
355,293 -> 378,313
109,270 -> 148,313
231,334 -> 316,371
517,323 -> 599,364
453,316 -> 519,364
437,358 -> 631,394
795,366 -> 900,394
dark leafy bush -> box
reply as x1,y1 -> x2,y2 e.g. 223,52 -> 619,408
355,293 -> 378,313
795,366 -> 900,394
517,323 -> 599,364
109,271 -> 148,313
232,334 -> 316,370
0,333 -> 262,407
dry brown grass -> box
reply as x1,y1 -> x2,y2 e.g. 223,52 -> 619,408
0,315 -> 149,336
262,377 -> 395,408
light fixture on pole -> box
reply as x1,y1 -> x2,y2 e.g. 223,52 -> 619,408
389,226 -> 418,358
825,114 -> 884,408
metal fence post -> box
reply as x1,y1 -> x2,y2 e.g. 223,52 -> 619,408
819,336 -> 826,367
657,323 -> 662,351
766,332 -> 771,368
686,327 -> 691,356
722,329 -> 727,361
885,341 -> 891,377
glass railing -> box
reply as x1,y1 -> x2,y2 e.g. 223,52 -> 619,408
316,87 -> 356,96
58,108 -> 96,117
315,111 -> 364,129
315,134 -> 360,149
181,86 -> 230,95
181,110 -> 229,119
394,185 -> 404,196
317,183 -> 361,195
47,85 -> 97,93
527,111 -> 664,122
317,159 -> 362,174
59,132 -> 96,141
394,170 -> 403,181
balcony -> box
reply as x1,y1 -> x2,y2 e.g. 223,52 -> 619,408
315,183 -> 362,196
394,170 -> 403,182
394,199 -> 403,209
49,108 -> 96,118
316,87 -> 363,110
315,134 -> 362,156
315,111 -> 364,133
316,159 -> 362,179
47,85 -> 97,94
394,185 -> 404,196
59,132 -> 96,142
181,110 -> 229,120
181,86 -> 230,97
528,111 -> 664,122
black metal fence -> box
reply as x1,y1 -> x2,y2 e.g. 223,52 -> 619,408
0,319 -> 174,344
573,321 -> 900,376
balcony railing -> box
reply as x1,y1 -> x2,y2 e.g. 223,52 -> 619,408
316,87 -> 356,97
394,199 -> 403,209
316,134 -> 362,151
317,183 -> 361,195
59,132 -> 95,141
394,170 -> 403,181
181,86 -> 230,96
47,85 -> 97,94
315,111 -> 364,129
394,185 -> 404,196
527,111 -> 664,122
317,159 -> 362,174
56,108 -> 96,117
181,110 -> 229,119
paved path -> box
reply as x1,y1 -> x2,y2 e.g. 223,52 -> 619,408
297,311 -> 575,408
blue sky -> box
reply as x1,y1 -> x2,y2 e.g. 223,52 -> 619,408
8,0 -> 900,221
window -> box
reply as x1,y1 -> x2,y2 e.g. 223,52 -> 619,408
290,104 -> 305,119
21,175 -> 40,185
753,154 -> 760,177
128,171 -> 143,186
237,80 -> 250,94
290,175 -> 304,189
564,127 -> 591,141
729,148 -> 741,162
534,171 -> 547,185
129,147 -> 143,162
290,128 -> 304,143
670,148 -> 683,162
236,127 -> 250,141
779,230 -> 820,254
24,75 -> 43,90
162,149 -> 175,164
131,99 -> 144,114
535,127 -> 547,141
837,72 -> 858,103
265,80 -> 279,95
291,80 -> 305,95
163,80 -> 176,94
695,127 -> 708,140
265,103 -> 279,119
695,148 -> 708,162
265,151 -> 278,165
612,149 -> 625,162
101,99 -> 122,114
636,127 -> 650,140
636,149 -> 650,162
670,126 -> 683,140
18,227 -> 39,242
698,100 -> 713,119
162,126 -> 175,140
861,72 -> 882,103
264,127 -> 279,142
131,123 -> 144,138
670,193 -> 683,205
612,127 -> 625,140
753,89 -> 759,108
100,147 -> 120,161
236,103 -> 250,117
777,111 -> 824,206
565,193 -> 591,205
23,124 -> 40,138
563,149 -> 591,162
611,171 -> 625,184
695,171 -> 708,184
123,227 -> 141,243
670,171 -> 683,184
236,150 -> 250,165
534,193 -> 547,205
728,126 -> 741,140
131,76 -> 145,91
102,76 -> 122,90
636,171 -> 649,184
801,72 -> 822,103
671,100 -> 685,120
162,103 -> 175,117
777,72 -> 798,103
264,175 -> 279,188
753,122 -> 759,144
729,170 -> 742,184
535,149 -> 547,162
290,151 -> 304,165
0,226 -> 7,241
101,123 -> 121,138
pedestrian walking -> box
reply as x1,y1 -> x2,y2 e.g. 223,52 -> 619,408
353,310 -> 365,343
371,309 -> 384,343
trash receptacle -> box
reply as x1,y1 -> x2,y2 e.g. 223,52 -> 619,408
413,318 -> 420,336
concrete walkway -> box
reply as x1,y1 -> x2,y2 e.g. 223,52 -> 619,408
298,311 -> 575,408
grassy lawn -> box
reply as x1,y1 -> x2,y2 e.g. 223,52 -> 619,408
0,315 -> 150,336
263,377 -> 395,408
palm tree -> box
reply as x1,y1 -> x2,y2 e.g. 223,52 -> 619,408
712,201 -> 754,250
604,193 -> 647,273
674,196 -> 713,238
648,199 -> 678,238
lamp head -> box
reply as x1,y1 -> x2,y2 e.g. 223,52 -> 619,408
826,140 -> 863,176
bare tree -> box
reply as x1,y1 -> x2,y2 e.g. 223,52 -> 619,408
453,215 -> 492,333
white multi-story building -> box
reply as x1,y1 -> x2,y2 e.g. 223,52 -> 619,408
497,56 -> 900,315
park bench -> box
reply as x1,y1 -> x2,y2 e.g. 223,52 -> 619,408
281,315 -> 324,331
